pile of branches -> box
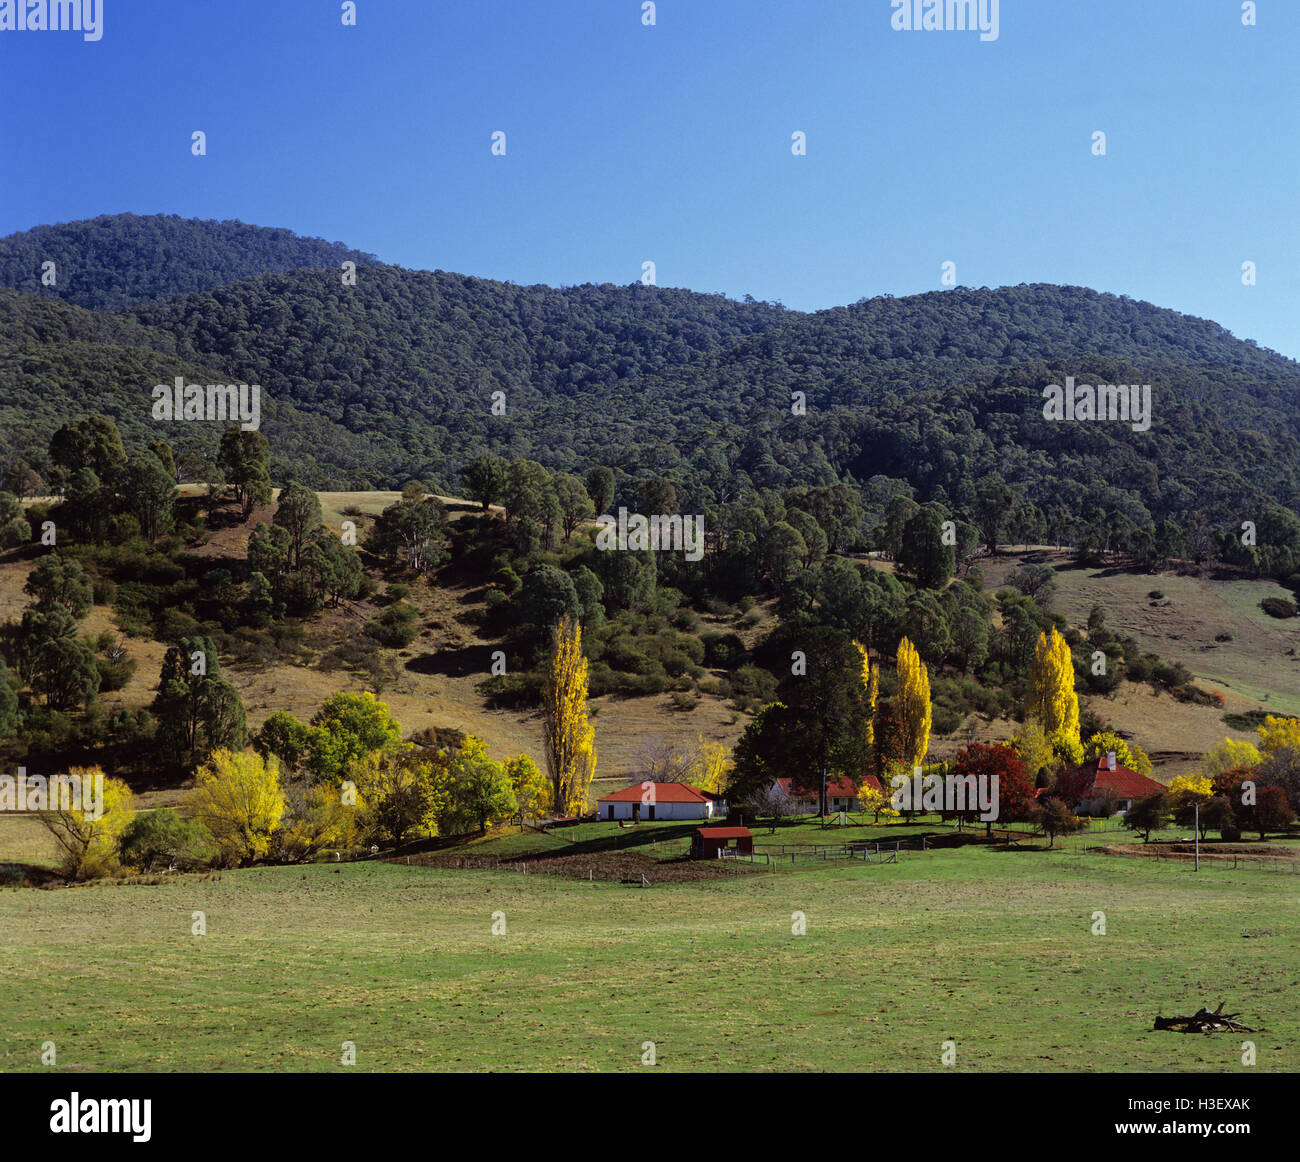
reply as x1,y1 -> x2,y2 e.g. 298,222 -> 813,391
1153,1002 -> 1257,1034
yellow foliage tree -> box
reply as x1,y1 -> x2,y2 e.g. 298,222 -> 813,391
858,783 -> 899,822
683,734 -> 733,794
854,640 -> 879,767
1168,774 -> 1213,800
1257,714 -> 1300,757
191,748 -> 286,865
1011,720 -> 1056,782
1082,729 -> 1152,776
895,636 -> 931,768
506,754 -> 551,825
38,767 -> 135,880
1199,737 -> 1260,781
1025,626 -> 1080,745
542,615 -> 597,816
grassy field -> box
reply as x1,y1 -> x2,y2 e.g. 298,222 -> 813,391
1,838 -> 1295,1073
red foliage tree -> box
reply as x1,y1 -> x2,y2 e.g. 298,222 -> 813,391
946,742 -> 1037,836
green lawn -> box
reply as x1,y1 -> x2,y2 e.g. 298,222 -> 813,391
0,841 -> 1295,1072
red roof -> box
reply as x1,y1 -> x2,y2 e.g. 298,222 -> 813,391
1091,759 -> 1163,799
597,781 -> 710,804
695,827 -> 753,839
776,776 -> 880,799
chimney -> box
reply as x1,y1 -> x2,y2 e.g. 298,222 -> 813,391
1107,751 -> 1117,771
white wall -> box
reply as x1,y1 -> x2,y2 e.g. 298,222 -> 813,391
599,800 -> 713,821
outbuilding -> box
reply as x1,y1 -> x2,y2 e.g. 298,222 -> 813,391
597,780 -> 715,821
691,826 -> 754,859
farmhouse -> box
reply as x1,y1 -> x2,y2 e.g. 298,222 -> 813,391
597,781 -> 716,821
1068,753 -> 1164,816
775,774 -> 884,815
691,826 -> 754,860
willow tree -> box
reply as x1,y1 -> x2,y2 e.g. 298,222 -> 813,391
541,615 -> 596,816
1025,626 -> 1079,744
895,636 -> 931,769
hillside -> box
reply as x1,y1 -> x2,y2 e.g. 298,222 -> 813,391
2,215 -> 1299,535
0,213 -> 381,310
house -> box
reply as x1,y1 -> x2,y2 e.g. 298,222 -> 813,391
596,781 -> 716,821
1066,752 -> 1165,816
691,826 -> 754,859
775,775 -> 884,815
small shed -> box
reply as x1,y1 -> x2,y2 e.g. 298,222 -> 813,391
691,826 -> 754,860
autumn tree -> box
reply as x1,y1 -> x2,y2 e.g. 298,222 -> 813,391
1025,626 -> 1079,746
190,748 -> 286,865
855,640 -> 879,774
895,636 -> 931,770
506,753 -> 550,825
38,769 -> 135,879
541,615 -> 597,816
1082,730 -> 1152,776
948,742 -> 1037,836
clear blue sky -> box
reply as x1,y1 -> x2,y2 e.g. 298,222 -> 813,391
2,0 -> 1297,357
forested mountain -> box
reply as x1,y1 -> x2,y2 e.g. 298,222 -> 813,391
0,291 -> 388,486
2,214 -> 1300,541
0,214 -> 380,310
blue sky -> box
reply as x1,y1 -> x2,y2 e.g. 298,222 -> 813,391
2,0 -> 1297,357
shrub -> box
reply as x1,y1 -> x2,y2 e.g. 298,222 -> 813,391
1261,597 -> 1298,619
120,809 -> 214,871
701,630 -> 747,669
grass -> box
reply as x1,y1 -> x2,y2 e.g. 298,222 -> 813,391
0,841 -> 1295,1073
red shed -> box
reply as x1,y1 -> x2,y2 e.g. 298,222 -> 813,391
691,826 -> 754,860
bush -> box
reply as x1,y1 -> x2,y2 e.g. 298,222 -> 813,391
120,809 -> 214,871
1261,597 -> 1297,619
365,601 -> 418,648
0,864 -> 25,887
701,630 -> 747,669
1148,590 -> 1164,600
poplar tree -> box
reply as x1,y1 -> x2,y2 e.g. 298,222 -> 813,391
855,640 -> 879,769
541,615 -> 597,816
895,636 -> 931,769
1025,626 -> 1080,743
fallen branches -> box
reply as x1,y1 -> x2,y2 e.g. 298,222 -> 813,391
1153,1002 -> 1256,1034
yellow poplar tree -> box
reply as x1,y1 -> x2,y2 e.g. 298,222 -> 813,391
542,615 -> 597,816
191,748 -> 286,865
895,636 -> 931,768
854,640 -> 879,766
1026,627 -> 1080,743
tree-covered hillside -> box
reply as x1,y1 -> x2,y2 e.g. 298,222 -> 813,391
3,214 -> 1300,545
0,213 -> 381,310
